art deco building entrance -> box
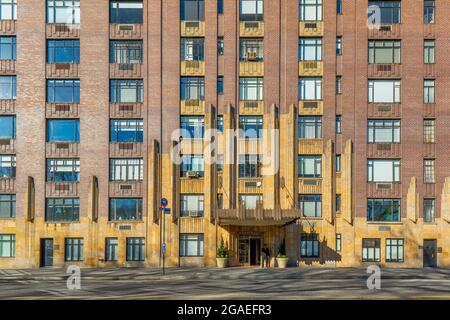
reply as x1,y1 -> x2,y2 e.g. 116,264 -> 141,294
238,235 -> 261,266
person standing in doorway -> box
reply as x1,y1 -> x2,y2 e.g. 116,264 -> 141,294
264,245 -> 271,268
260,246 -> 267,268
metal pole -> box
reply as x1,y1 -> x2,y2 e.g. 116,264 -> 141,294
162,208 -> 165,276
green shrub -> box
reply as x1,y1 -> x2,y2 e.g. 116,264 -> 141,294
217,236 -> 229,258
277,239 -> 287,258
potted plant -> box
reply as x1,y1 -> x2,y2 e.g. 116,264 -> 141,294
276,239 -> 288,268
216,237 -> 229,268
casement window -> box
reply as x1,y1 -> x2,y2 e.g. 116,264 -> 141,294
368,80 -> 401,103
337,0 -> 342,14
240,39 -> 264,61
126,237 -> 145,261
180,116 -> 204,139
181,38 -> 204,61
217,115 -> 223,133
0,76 -> 15,99
110,119 -> 143,143
239,116 -> 263,139
110,40 -> 143,64
299,38 -> 322,61
109,158 -> 143,181
0,0 -> 16,20
299,0 -> 322,21
298,116 -> 322,139
424,159 -> 435,183
299,77 -> 322,100
47,119 -> 80,142
367,159 -> 400,183
46,198 -> 80,222
180,194 -> 204,217
300,233 -> 319,258
47,0 -> 80,24
0,115 -> 15,139
0,194 -> 14,218
239,77 -> 264,101
424,80 -> 435,104
386,239 -> 404,262
110,79 -> 143,103
217,194 -> 223,209
0,234 -> 15,257
424,0 -> 435,24
217,37 -> 224,55
218,0 -> 223,14
109,198 -> 143,221
0,155 -> 15,178
181,0 -> 205,21
368,1 -> 401,24
336,115 -> 342,133
424,198 -> 435,223
335,155 -> 341,172
424,40 -> 435,64
47,79 -> 80,103
238,154 -> 261,178
240,0 -> 263,21
46,158 -> 80,182
180,155 -> 204,178
367,198 -> 400,222
368,40 -> 401,64
423,119 -> 435,143
105,238 -> 118,261
336,37 -> 342,55
336,77 -> 342,94
217,154 -> 223,172
110,0 -> 143,24
65,238 -> 84,261
217,76 -> 224,95
298,155 -> 321,178
368,119 -> 400,143
180,234 -> 204,257
239,194 -> 262,209
0,37 -> 15,60
299,195 -> 322,218
180,77 -> 204,100
336,195 -> 341,213
362,238 -> 380,262
336,233 -> 342,252
47,40 -> 80,64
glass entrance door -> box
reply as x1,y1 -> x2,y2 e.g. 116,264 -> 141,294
238,235 -> 261,266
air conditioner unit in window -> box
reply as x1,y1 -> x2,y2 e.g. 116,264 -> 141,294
118,24 -> 135,32
187,171 -> 200,178
189,211 -> 201,217
378,25 -> 392,32
246,52 -> 257,61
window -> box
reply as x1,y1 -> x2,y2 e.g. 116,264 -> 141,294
0,0 -> 16,20
47,40 -> 80,63
47,0 -> 80,24
180,116 -> 204,139
0,115 -> 15,139
47,119 -> 80,142
299,0 -> 322,21
180,234 -> 204,257
110,79 -> 143,103
299,77 -> 322,100
0,194 -> 14,218
368,40 -> 401,64
300,233 -> 319,258
46,198 -> 80,222
217,37 -> 224,55
368,120 -> 400,143
0,155 -> 15,178
424,159 -> 435,183
126,237 -> 145,261
239,77 -> 263,101
110,119 -> 143,143
336,234 -> 341,252
0,37 -> 15,60
336,194 -> 341,212
362,238 -> 380,262
105,238 -> 118,261
298,116 -> 322,139
423,119 -> 435,143
217,154 -> 223,172
180,155 -> 204,178
109,198 -> 143,221
180,194 -> 204,217
110,0 -> 143,24
0,76 -> 15,99
239,116 -> 263,139
180,77 -> 204,100
47,79 -> 80,103
386,239 -> 404,262
336,155 -> 341,172
240,0 -> 263,21
299,194 -> 322,218
65,238 -> 83,261
240,39 -> 264,61
110,40 -> 143,64
336,115 -> 342,133
368,80 -> 401,103
0,234 -> 14,257
367,159 -> 400,182
181,38 -> 204,61
239,194 -> 262,209
298,155 -> 321,178
336,76 -> 342,94
238,154 -> 261,178
337,0 -> 342,14
46,158 -> 80,182
217,115 -> 223,133
368,1 -> 401,24
424,0 -> 435,24
367,198 -> 400,222
217,76 -> 224,95
218,0 -> 223,14
424,198 -> 435,223
424,40 -> 435,64
181,0 -> 205,21
424,80 -> 435,104
110,158 -> 143,181
336,37 -> 342,55
299,38 -> 322,61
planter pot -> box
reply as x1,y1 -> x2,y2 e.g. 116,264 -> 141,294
216,257 -> 228,268
276,257 -> 288,269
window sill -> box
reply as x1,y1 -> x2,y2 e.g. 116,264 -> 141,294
367,221 -> 402,225
108,220 -> 143,224
45,221 -> 79,224
0,217 -> 16,220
